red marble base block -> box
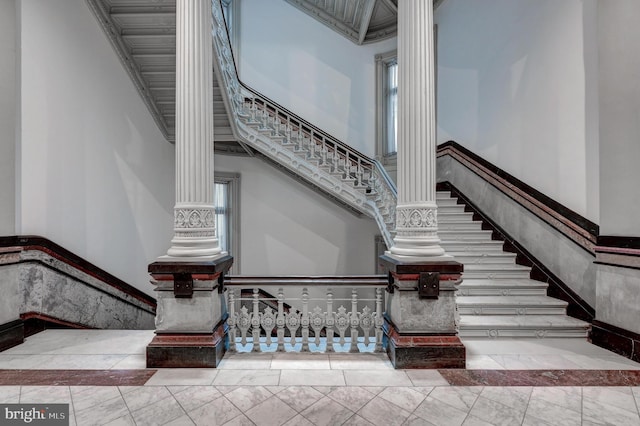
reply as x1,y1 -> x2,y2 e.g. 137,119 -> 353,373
385,321 -> 466,369
146,324 -> 227,368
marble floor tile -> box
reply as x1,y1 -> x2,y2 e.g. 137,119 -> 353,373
582,386 -> 638,413
279,369 -> 345,386
187,396 -> 242,426
130,394 -> 186,426
217,357 -> 273,370
376,386 -> 426,412
20,385 -> 73,403
521,414 -> 555,426
300,396 -> 354,426
69,386 -> 123,412
479,386 -> 531,411
224,386 -> 273,412
529,386 -> 582,413
461,415 -> 495,426
524,397 -> 582,426
413,395 -> 469,426
145,369 -> 218,386
121,385 -> 173,412
271,353 -> 330,370
213,370 -> 281,386
0,385 -> 20,403
343,414 -> 374,425
403,415 -> 437,426
489,354 -> 583,370
465,355 -> 505,370
275,386 -> 325,412
633,387 -> 640,411
467,396 -> 526,426
405,369 -> 450,387
329,354 -> 393,370
357,395 -> 411,426
74,393 -> 130,426
428,386 -> 482,412
326,386 -> 376,411
164,415 -> 196,426
169,385 -> 223,413
103,414 -> 136,426
0,354 -> 126,370
344,370 -> 412,387
110,355 -> 147,370
5,330 -> 153,355
244,395 -> 298,426
282,414 -> 314,426
582,394 -> 640,425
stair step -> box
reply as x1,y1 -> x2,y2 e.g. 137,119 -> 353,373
441,240 -> 505,251
450,252 -> 517,264
438,205 -> 467,213
457,295 -> 567,315
457,278 -> 548,296
439,222 -> 483,231
458,315 -> 590,338
462,266 -> 531,279
436,198 -> 460,207
439,230 -> 495,240
438,212 -> 475,222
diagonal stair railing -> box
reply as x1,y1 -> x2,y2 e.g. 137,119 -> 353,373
211,0 -> 398,248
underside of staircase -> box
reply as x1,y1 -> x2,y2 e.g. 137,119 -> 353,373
435,191 -> 591,339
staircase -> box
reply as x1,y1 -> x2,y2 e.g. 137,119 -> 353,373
436,192 -> 591,338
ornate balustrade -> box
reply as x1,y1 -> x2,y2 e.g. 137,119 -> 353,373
224,276 -> 387,353
211,0 -> 398,248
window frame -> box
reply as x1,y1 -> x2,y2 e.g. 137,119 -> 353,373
375,49 -> 398,169
214,172 -> 241,274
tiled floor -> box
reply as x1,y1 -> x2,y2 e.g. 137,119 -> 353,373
0,330 -> 639,425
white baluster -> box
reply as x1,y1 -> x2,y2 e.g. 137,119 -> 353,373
326,289 -> 335,352
349,289 -> 359,353
251,288 -> 260,352
276,288 -> 285,352
375,287 -> 384,353
228,288 -> 237,352
301,288 -> 310,352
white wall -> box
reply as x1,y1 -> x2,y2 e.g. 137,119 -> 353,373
0,0 -> 17,235
435,0 -> 598,222
18,0 -> 175,294
215,155 -> 380,275
239,0 -> 396,158
597,0 -> 640,237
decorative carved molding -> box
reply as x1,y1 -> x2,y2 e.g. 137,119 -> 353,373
395,206 -> 437,230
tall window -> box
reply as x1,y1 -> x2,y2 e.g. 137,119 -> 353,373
214,173 -> 240,273
386,61 -> 398,155
375,50 -> 398,166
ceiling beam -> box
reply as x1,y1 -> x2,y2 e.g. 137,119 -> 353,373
358,0 -> 376,44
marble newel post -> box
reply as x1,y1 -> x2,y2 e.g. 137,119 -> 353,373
379,0 -> 465,369
147,0 -> 233,368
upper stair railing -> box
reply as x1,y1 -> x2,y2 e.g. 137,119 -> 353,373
211,0 -> 397,248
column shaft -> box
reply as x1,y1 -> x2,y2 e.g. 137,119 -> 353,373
390,0 -> 444,258
167,0 -> 221,258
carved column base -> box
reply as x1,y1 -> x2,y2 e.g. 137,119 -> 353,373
379,254 -> 465,369
147,256 -> 233,368
146,323 -> 228,368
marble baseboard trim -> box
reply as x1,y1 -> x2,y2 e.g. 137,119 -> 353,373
147,323 -> 228,368
21,312 -> 95,337
0,320 -> 24,352
439,369 -> 640,386
0,369 -> 156,386
384,321 -> 465,369
436,181 -> 595,324
595,238 -> 640,270
591,320 -> 640,363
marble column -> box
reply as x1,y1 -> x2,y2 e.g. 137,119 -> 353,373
389,0 -> 444,259
147,0 -> 232,368
166,0 -> 222,260
380,0 -> 464,369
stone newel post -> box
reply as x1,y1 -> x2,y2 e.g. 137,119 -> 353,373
146,0 -> 233,368
380,0 -> 465,369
